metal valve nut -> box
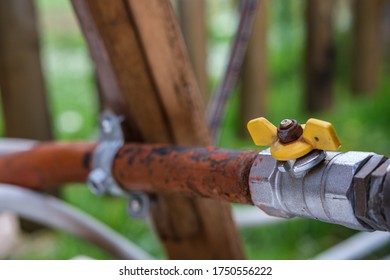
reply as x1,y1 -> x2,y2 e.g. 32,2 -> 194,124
367,159 -> 390,231
353,155 -> 387,229
382,169 -> 390,230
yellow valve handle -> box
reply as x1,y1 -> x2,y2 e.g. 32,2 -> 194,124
247,117 -> 341,161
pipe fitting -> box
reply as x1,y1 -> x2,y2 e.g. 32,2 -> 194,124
249,150 -> 378,231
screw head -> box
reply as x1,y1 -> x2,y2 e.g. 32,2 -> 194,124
127,192 -> 150,219
277,119 -> 303,144
87,168 -> 108,195
129,198 -> 142,213
101,118 -> 112,134
280,119 -> 293,129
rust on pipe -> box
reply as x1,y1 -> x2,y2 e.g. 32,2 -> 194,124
0,142 -> 96,189
113,144 -> 258,204
0,142 -> 258,205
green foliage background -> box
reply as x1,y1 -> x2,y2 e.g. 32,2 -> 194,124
7,0 -> 390,259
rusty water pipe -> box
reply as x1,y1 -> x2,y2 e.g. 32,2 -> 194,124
0,142 -> 96,189
0,142 -> 258,205
113,144 -> 257,204
1,142 -> 390,232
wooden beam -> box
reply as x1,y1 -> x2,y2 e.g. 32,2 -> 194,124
0,0 -> 55,232
0,0 -> 52,140
351,0 -> 385,95
177,0 -> 208,102
305,0 -> 335,113
72,0 -> 244,259
239,0 -> 267,136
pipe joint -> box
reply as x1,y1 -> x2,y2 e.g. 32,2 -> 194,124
249,149 -> 390,231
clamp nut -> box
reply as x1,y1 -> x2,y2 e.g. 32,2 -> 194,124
87,168 -> 109,195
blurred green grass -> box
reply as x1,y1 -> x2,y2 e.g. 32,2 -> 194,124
8,0 -> 390,259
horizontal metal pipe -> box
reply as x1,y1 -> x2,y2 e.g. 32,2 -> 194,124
0,142 -> 96,189
1,141 -> 390,231
314,231 -> 390,260
0,138 -> 37,155
0,183 -> 153,259
113,145 -> 258,204
0,142 -> 258,204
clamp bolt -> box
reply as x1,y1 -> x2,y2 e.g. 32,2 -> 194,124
101,118 -> 112,134
128,192 -> 150,219
87,168 -> 109,195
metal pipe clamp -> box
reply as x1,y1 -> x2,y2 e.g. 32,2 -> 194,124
87,111 -> 124,196
86,111 -> 150,219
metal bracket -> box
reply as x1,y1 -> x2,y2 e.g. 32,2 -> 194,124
87,111 -> 150,219
87,111 -> 124,196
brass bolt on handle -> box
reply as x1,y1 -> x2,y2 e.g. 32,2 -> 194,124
277,119 -> 303,144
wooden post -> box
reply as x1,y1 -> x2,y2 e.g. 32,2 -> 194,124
305,0 -> 335,113
0,0 -> 54,232
177,0 -> 208,102
72,0 -> 244,259
0,0 -> 52,140
351,0 -> 385,94
239,0 -> 267,136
